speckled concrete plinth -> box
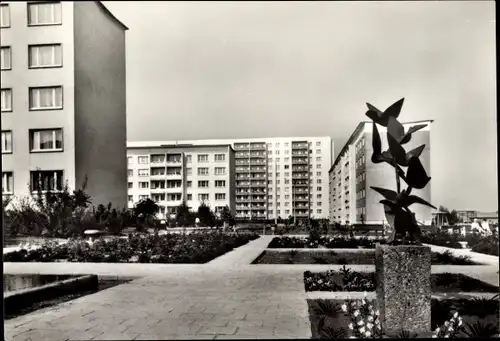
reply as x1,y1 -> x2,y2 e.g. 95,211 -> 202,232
375,245 -> 431,335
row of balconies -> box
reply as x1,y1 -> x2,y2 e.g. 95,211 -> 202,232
291,143 -> 308,149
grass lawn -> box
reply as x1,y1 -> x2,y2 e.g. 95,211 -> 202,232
253,250 -> 478,265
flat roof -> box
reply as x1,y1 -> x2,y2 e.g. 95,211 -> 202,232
96,1 -> 129,30
329,119 -> 434,173
128,144 -> 234,151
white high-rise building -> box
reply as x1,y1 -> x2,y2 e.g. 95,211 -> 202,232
128,136 -> 333,221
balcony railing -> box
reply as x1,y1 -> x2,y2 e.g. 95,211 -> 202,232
250,144 -> 266,150
292,143 -> 308,149
292,159 -> 308,164
291,151 -> 308,156
236,182 -> 251,187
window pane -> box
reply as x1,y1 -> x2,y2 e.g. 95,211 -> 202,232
1,89 -> 12,111
1,5 -> 10,27
1,47 -> 11,70
39,131 -> 53,149
55,129 -> 62,148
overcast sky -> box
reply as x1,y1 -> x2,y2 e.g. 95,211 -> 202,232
103,1 -> 497,212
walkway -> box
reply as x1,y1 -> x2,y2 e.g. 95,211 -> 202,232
4,236 -> 499,341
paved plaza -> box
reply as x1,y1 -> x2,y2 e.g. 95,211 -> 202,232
4,236 -> 499,341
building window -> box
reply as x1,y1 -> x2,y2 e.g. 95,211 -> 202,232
29,86 -> 63,110
139,182 -> 149,189
317,209 -> 322,214
1,46 -> 11,70
128,195 -> 133,202
198,180 -> 209,188
185,168 -> 192,176
29,129 -> 63,152
0,4 -> 10,28
30,170 -> 63,192
317,202 -> 322,206
138,156 -> 148,164
317,187 -> 322,191
139,195 -> 149,200
187,194 -> 192,200
198,193 -> 209,201
197,167 -> 209,175
316,156 -> 322,162
198,154 -> 208,162
317,164 -> 322,169
186,155 -> 192,163
187,181 -> 192,188
317,179 -> 322,184
1,130 -> 12,153
275,142 -> 280,147
316,141 -> 321,146
127,156 -> 132,164
317,194 -> 322,199
215,193 -> 226,200
214,154 -> 225,161
2,172 -> 13,194
28,1 -> 62,26
215,180 -> 226,188
316,171 -> 321,176
1,88 -> 12,112
214,167 -> 226,175
138,169 -> 149,177
28,44 -> 62,68
128,182 -> 133,189
127,169 -> 133,177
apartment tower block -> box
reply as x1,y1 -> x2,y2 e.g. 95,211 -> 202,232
1,1 -> 128,208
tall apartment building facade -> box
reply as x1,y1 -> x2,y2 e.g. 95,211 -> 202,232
128,137 -> 333,221
127,144 -> 235,219
329,120 -> 433,225
1,1 -> 128,208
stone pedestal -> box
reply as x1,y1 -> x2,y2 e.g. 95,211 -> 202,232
375,245 -> 431,336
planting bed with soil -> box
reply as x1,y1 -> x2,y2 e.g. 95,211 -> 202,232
303,267 -> 499,293
267,236 -> 385,249
253,250 -> 478,265
308,297 -> 499,339
3,232 -> 259,264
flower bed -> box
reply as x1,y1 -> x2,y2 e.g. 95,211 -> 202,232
3,232 -> 260,264
308,296 -> 499,338
253,250 -> 477,265
304,268 -> 498,293
267,236 -> 386,249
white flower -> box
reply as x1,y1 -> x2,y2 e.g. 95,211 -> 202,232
448,326 -> 453,332
360,326 -> 366,333
435,327 -> 441,333
354,310 -> 360,317
444,334 -> 449,338
366,322 -> 373,329
444,321 -> 449,327
458,320 -> 462,327
367,315 -> 374,322
375,310 -> 380,316
453,312 -> 459,319
432,335 -> 437,338
365,331 -> 371,337
349,337 -> 357,339
361,299 -> 366,305
341,304 -> 348,312
348,323 -> 354,330
318,279 -> 323,284
358,320 -> 365,326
